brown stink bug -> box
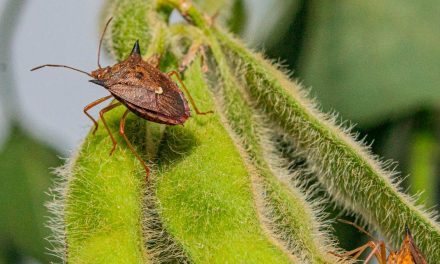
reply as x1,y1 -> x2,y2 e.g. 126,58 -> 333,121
31,18 -> 212,178
334,219 -> 427,264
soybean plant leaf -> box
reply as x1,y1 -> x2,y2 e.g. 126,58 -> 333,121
298,1 -> 440,125
0,124 -> 60,263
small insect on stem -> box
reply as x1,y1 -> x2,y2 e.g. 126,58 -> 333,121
31,18 -> 213,180
333,219 -> 427,264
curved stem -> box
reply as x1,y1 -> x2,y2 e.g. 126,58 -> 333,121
210,44 -> 340,262
215,27 -> 440,263
159,1 -> 440,262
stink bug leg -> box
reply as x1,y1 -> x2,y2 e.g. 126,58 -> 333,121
83,95 -> 113,134
167,70 -> 213,115
331,241 -> 386,264
364,242 -> 387,264
99,102 -> 122,155
334,219 -> 388,263
119,110 -> 150,179
178,42 -> 209,73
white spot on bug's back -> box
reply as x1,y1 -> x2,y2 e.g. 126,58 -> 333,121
155,87 -> 163,94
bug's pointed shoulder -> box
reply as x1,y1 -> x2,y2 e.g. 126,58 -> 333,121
130,40 -> 141,57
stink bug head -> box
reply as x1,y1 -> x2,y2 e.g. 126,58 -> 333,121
89,41 -> 143,88
90,67 -> 111,82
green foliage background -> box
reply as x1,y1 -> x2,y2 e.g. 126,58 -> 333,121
0,0 -> 439,262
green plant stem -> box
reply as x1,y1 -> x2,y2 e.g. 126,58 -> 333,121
160,1 -> 440,262
208,35 -> 339,263
107,0 -> 154,60
215,27 -> 440,263
159,1 -> 342,262
63,1 -> 301,262
154,58 -> 294,263
60,1 -> 162,263
64,107 -> 149,263
54,0 -> 440,263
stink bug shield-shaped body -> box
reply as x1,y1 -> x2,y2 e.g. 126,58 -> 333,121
31,18 -> 212,178
90,41 -> 191,126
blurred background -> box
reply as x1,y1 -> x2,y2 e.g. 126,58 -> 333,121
0,0 -> 439,263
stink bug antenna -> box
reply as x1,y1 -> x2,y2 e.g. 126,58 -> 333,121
97,17 -> 113,69
30,64 -> 92,77
337,219 -> 375,240
337,219 -> 394,252
30,17 -> 113,76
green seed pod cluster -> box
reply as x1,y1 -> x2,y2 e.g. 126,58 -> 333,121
47,0 -> 440,263
103,0 -> 155,60
212,28 -> 440,262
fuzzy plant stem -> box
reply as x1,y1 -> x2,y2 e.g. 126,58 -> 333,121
62,108 -> 150,264
206,35 -> 340,263
152,58 -> 296,263
49,1 -> 159,263
165,24 -> 335,261
216,30 -> 440,261
50,0 -> 440,262
163,4 -> 342,262
160,1 -> 343,263
160,1 -> 440,262
51,0 -> 315,263
104,1 -> 336,262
